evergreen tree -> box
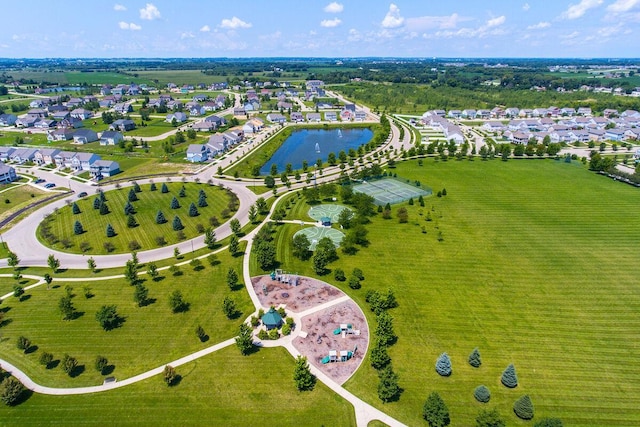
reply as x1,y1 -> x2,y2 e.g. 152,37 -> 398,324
99,191 -> 106,202
469,347 -> 482,368
0,376 -> 25,406
235,323 -> 254,355
370,339 -> 391,370
204,227 -> 216,249
229,235 -> 239,255
73,220 -> 84,235
179,186 -> 186,197
501,364 -> 518,388
62,354 -> 78,376
99,202 -> 109,215
198,192 -> 208,207
95,355 -> 109,374
128,188 -> 138,202
72,202 -> 81,214
222,296 -> 237,319
161,182 -> 169,193
127,213 -> 137,228
226,267 -> 239,290
377,365 -> 400,403
106,223 -> 115,237
198,188 -> 207,199
172,215 -> 183,231
513,395 -> 534,420
293,355 -> 315,391
188,202 -> 199,217
124,201 -> 135,215
423,391 -> 450,427
133,182 -> 141,193
150,182 -> 157,191
155,210 -> 166,224
93,197 -> 101,209
474,385 -> 491,403
170,196 -> 180,209
435,352 -> 452,377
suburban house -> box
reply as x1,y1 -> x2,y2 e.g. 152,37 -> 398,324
186,144 -> 210,162
70,108 -> 93,120
187,103 -> 205,116
71,152 -> 100,171
27,109 -> 48,118
290,112 -> 304,122
58,117 -> 84,129
0,161 -> 18,184
9,148 -> 38,164
109,119 -> 136,132
34,148 -> 60,166
0,114 -> 17,126
324,111 -> 338,122
113,102 -> 133,114
204,115 -> 226,128
72,129 -> 98,144
191,121 -> 217,132
15,115 -> 40,128
0,147 -> 16,162
166,100 -> 183,110
482,121 -> 505,132
54,151 -> 76,169
52,111 -> 71,121
166,112 -> 187,123
100,131 -> 124,146
233,107 -> 246,116
306,112 -> 321,122
90,160 -> 120,179
355,110 -> 367,121
47,128 -> 74,141
605,128 -> 626,141
340,109 -> 353,121
34,119 -> 57,129
266,113 -> 286,123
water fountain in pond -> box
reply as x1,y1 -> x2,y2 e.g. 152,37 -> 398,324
315,142 -> 320,153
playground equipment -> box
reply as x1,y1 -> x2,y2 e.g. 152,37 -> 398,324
333,323 -> 361,337
321,345 -> 358,364
271,269 -> 299,286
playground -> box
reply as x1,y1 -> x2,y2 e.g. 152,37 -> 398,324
308,204 -> 352,223
293,226 -> 344,250
351,178 -> 431,205
293,300 -> 369,385
251,275 -> 345,312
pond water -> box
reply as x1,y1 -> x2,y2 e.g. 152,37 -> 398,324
259,127 -> 373,175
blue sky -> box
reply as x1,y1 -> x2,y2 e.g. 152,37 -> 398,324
1,0 -> 640,58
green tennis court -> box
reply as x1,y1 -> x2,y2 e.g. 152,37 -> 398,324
352,178 -> 431,205
308,204 -> 352,222
293,227 -> 345,250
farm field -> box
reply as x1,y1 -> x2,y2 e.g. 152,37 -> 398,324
38,182 -> 236,254
2,71 -> 155,86
268,158 -> 640,426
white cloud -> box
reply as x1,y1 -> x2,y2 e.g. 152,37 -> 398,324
486,16 -> 506,27
181,32 -> 195,39
324,2 -> 344,13
381,3 -> 404,28
561,0 -> 603,19
114,4 -> 126,11
220,17 -> 252,29
607,0 -> 640,12
200,25 -> 210,32
140,3 -> 161,20
321,18 -> 342,28
527,21 -> 551,29
405,13 -> 471,31
523,3 -> 531,11
119,22 -> 141,30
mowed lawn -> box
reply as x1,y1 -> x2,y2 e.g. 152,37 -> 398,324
0,250 -> 252,388
39,183 -> 235,254
0,346 -> 355,427
268,159 -> 640,426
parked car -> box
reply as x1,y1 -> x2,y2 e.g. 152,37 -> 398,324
77,192 -> 88,198
35,178 -> 45,184
44,183 -> 56,189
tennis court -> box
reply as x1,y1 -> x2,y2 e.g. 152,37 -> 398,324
293,227 -> 345,250
352,178 -> 432,205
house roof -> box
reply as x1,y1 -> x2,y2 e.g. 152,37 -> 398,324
100,131 -> 122,139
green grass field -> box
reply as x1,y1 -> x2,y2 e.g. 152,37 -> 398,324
38,182 -> 235,254
0,249 -> 251,388
0,346 -> 355,427
267,158 -> 640,426
0,185 -> 51,224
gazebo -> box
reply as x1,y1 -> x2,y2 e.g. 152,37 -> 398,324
320,216 -> 331,226
261,308 -> 283,330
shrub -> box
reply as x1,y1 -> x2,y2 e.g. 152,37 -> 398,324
501,364 -> 518,388
39,352 -> 54,367
513,395 -> 534,420
352,268 -> 365,280
250,316 -> 260,327
95,355 -> 108,374
469,347 -> 482,368
0,377 -> 25,406
476,408 -> 505,427
282,323 -> 291,335
435,352 -> 452,377
61,354 -> 78,376
334,268 -> 346,281
268,327 -> 279,340
257,329 -> 269,340
422,391 -> 450,427
534,418 -> 563,427
474,385 -> 491,403
16,336 -> 31,352
163,365 -> 178,386
155,236 -> 167,246
348,276 -> 361,289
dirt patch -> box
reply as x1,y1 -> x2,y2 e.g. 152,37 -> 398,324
252,275 -> 345,312
293,300 -> 369,385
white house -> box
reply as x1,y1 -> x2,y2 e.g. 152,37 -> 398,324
0,161 -> 18,183
186,144 -> 210,162
100,131 -> 124,146
71,152 -> 100,171
72,129 -> 98,144
90,160 -> 120,179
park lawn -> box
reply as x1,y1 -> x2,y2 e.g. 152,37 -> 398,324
0,277 -> 38,298
38,182 -> 236,254
0,185 -> 50,223
0,249 -> 252,388
124,118 -> 179,138
269,158 -> 640,426
0,346 -> 355,427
